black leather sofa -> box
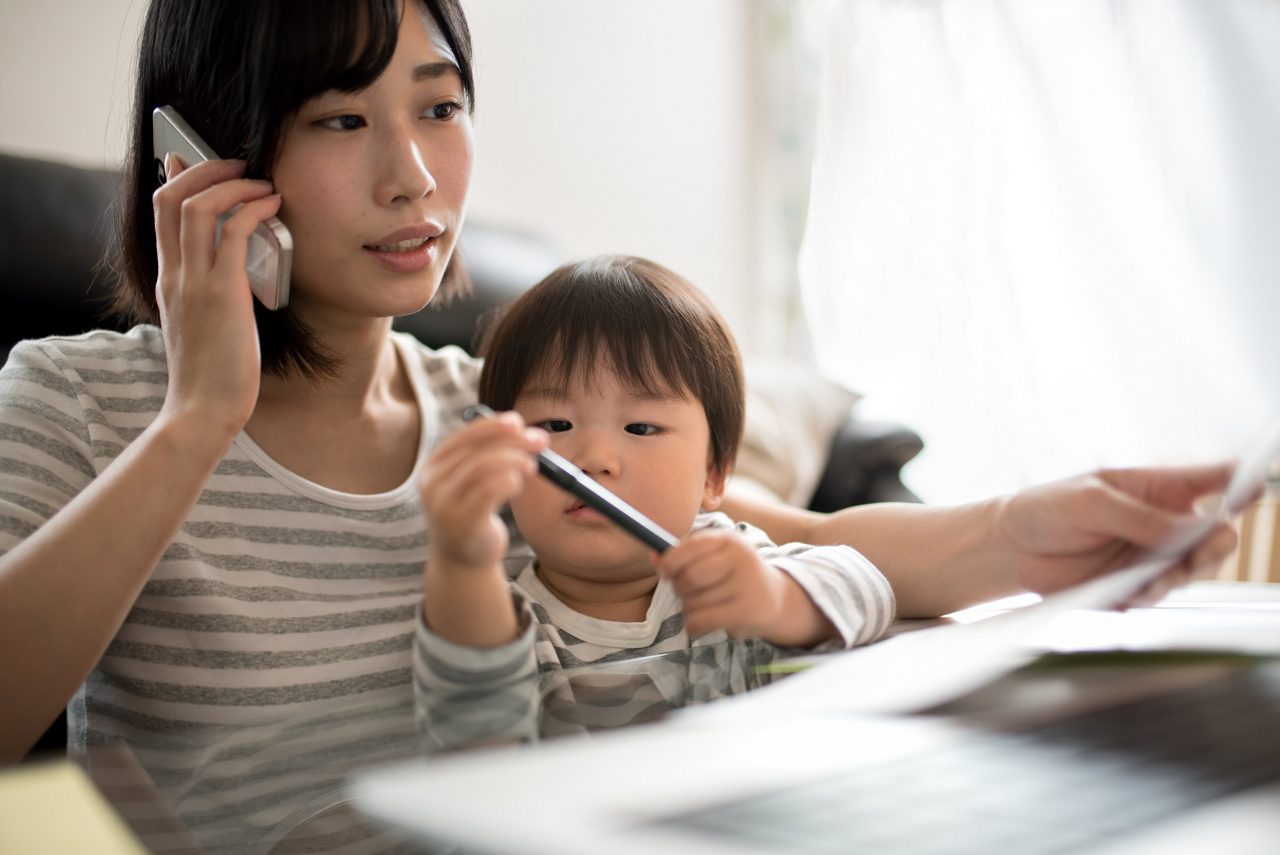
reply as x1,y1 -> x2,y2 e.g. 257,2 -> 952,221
2,149 -> 922,757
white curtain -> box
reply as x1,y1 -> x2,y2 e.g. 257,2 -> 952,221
800,0 -> 1279,504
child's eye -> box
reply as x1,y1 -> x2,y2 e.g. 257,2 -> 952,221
536,419 -> 572,433
625,423 -> 661,437
317,114 -> 365,131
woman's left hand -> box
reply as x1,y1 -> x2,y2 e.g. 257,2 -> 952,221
993,462 -> 1240,604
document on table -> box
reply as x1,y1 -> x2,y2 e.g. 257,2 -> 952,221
1028,581 -> 1280,656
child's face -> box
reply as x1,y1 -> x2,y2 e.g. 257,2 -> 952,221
509,366 -> 726,584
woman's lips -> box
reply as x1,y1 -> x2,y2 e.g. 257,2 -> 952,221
363,236 -> 438,273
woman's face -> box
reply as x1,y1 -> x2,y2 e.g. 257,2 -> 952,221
270,4 -> 473,325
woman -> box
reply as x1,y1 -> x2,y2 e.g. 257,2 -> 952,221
0,0 -> 1236,762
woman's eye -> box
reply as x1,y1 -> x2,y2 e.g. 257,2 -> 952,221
318,114 -> 364,131
625,423 -> 661,437
426,101 -> 463,121
536,419 -> 572,433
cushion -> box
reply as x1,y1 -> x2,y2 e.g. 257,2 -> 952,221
731,359 -> 860,507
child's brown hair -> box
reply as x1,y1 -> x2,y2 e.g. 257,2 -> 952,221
479,255 -> 744,475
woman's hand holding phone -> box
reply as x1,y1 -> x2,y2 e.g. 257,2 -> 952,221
152,155 -> 282,442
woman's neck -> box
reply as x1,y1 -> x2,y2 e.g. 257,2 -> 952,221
242,314 -> 422,494
256,314 -> 401,416
534,562 -> 659,623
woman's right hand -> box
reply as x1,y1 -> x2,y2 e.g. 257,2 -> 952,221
152,156 -> 282,439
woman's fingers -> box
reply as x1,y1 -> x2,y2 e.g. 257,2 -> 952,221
1078,479 -> 1195,552
153,158 -> 247,273
1101,462 -> 1235,512
176,177 -> 278,285
208,192 -> 282,276
1187,521 -> 1237,578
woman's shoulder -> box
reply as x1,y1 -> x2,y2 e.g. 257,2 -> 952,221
0,326 -> 168,454
5,325 -> 166,379
391,331 -> 481,397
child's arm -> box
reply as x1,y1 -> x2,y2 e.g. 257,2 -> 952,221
657,517 -> 895,649
419,412 -> 546,647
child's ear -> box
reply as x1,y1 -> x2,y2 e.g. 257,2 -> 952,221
702,462 -> 728,511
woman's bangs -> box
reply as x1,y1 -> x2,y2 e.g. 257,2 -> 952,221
267,0 -> 401,104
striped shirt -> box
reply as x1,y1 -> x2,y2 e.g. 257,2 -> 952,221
420,512 -> 895,676
0,326 -> 484,756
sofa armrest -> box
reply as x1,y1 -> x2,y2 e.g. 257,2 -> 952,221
807,418 -> 924,511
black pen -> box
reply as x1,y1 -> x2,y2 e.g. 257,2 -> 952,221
463,404 -> 680,553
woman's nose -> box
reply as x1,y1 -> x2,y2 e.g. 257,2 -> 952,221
375,124 -> 436,205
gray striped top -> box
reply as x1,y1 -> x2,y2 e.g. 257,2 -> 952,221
412,513 -> 893,750
0,326 -> 484,756
415,512 -> 895,691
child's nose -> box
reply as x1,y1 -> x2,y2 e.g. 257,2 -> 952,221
569,431 -> 619,478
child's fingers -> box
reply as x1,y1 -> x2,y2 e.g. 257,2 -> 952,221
657,531 -> 736,582
424,419 -> 540,491
680,583 -> 734,614
670,557 -> 736,602
684,600 -> 748,638
433,413 -> 543,465
425,448 -> 536,515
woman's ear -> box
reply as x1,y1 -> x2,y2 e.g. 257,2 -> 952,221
702,462 -> 728,511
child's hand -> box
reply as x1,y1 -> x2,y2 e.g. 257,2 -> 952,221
420,412 -> 546,572
657,529 -> 835,647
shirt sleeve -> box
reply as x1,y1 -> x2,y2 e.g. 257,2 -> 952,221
692,512 -> 898,650
0,341 -> 98,558
411,589 -> 542,750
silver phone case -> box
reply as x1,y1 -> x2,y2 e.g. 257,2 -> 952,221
151,106 -> 292,310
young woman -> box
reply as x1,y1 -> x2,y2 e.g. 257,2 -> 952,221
0,0 -> 1237,762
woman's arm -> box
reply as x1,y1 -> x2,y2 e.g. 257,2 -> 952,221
722,463 -> 1239,619
0,157 -> 282,761
718,495 -> 1003,618
0,413 -> 237,761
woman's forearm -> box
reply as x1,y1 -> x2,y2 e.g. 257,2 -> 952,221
720,492 -> 1017,618
799,500 -> 1016,617
0,411 -> 235,761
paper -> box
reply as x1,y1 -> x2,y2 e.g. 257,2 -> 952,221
1028,581 -> 1280,655
0,761 -> 147,854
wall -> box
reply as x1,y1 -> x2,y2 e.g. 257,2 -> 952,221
0,0 -> 763,345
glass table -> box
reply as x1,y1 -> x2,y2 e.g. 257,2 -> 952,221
66,581 -> 1280,854
73,638 -> 793,854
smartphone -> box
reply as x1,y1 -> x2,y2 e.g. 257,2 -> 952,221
151,105 -> 292,310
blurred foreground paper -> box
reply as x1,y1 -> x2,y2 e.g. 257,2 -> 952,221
0,761 -> 146,855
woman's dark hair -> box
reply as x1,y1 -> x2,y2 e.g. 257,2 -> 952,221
114,0 -> 474,380
479,256 -> 745,476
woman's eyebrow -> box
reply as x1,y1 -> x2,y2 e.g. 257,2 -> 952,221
412,61 -> 458,82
